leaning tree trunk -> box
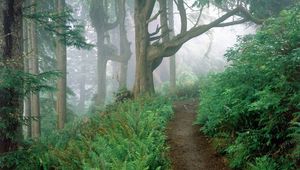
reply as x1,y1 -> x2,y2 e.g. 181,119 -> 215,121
56,0 -> 67,129
0,0 -> 23,155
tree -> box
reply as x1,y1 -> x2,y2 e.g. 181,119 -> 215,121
30,0 -> 41,137
117,0 -> 132,90
56,0 -> 67,129
0,0 -> 24,154
89,0 -> 116,106
90,0 -> 132,106
23,0 -> 32,138
132,0 -> 292,96
168,0 -> 176,94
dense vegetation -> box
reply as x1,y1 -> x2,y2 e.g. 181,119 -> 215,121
0,97 -> 173,169
197,6 -> 300,169
1,0 -> 298,169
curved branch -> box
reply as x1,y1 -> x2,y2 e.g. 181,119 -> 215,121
148,6 -> 263,61
176,0 -> 187,33
216,18 -> 248,27
145,0 -> 157,19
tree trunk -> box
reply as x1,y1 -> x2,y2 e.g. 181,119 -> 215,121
90,0 -> 118,106
96,32 -> 107,106
118,0 -> 131,90
132,0 -> 258,97
30,0 -> 41,137
78,60 -> 86,114
168,0 -> 176,94
0,0 -> 23,155
23,0 -> 32,138
133,1 -> 154,96
56,0 -> 67,129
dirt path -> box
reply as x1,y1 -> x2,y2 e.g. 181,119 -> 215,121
166,99 -> 229,170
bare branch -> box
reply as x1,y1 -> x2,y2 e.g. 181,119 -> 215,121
238,6 -> 263,24
216,18 -> 248,27
193,6 -> 204,28
104,0 -> 119,31
145,0 -> 157,19
147,10 -> 162,24
148,6 -> 261,61
149,25 -> 162,37
159,0 -> 170,42
149,35 -> 162,41
176,0 -> 187,33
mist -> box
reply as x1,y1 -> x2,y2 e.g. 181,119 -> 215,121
65,0 -> 256,114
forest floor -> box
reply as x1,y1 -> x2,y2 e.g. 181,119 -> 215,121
166,99 -> 229,170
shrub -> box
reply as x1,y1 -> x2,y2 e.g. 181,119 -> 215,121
0,96 -> 173,170
197,6 -> 300,170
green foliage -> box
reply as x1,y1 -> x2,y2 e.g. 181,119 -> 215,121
113,88 -> 133,103
197,5 -> 300,169
248,156 -> 278,170
24,3 -> 93,49
193,0 -> 295,18
0,66 -> 59,142
0,97 -> 173,169
175,71 -> 201,98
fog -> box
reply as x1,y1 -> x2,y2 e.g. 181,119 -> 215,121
66,1 -> 256,114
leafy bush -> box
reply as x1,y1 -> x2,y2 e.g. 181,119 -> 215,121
248,156 -> 278,170
197,6 -> 300,170
175,71 -> 201,98
113,88 -> 133,103
0,96 -> 173,170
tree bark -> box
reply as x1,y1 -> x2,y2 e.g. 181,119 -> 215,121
78,63 -> 86,114
96,31 -> 107,106
168,0 -> 176,94
133,0 -> 156,96
56,0 -> 67,129
23,0 -> 32,138
133,1 -> 260,97
30,0 -> 41,137
118,0 -> 131,90
90,0 -> 119,106
0,0 -> 23,155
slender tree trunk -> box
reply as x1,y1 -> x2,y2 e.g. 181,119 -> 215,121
168,0 -> 176,94
118,0 -> 131,90
56,0 -> 67,129
0,0 -> 23,155
30,0 -> 40,137
96,32 -> 107,106
23,0 -> 32,138
78,60 -> 86,114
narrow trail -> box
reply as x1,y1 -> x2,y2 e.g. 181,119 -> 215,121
166,99 -> 229,170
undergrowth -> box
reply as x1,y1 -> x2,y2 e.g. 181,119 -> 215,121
0,96 -> 173,170
196,6 -> 300,170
